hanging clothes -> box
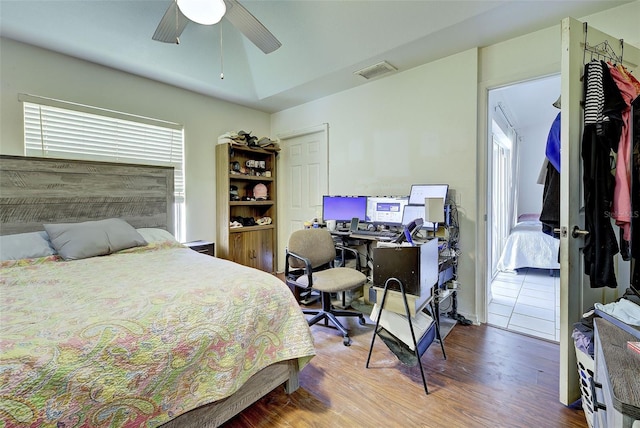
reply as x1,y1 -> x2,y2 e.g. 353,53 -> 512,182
617,64 -> 640,95
541,111 -> 561,237
545,112 -> 561,173
608,64 -> 638,244
611,65 -> 640,288
581,60 -> 625,288
632,105 -> 639,290
540,161 -> 560,237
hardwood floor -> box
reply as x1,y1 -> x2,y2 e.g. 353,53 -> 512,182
223,307 -> 588,427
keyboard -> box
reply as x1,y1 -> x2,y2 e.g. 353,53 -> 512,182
351,229 -> 400,239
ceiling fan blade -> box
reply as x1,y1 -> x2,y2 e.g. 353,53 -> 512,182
224,0 -> 281,54
152,1 -> 190,44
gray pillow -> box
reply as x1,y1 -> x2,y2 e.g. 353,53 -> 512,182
44,218 -> 148,260
136,228 -> 178,244
0,231 -> 57,261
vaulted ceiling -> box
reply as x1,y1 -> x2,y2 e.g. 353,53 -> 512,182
0,1 -> 632,113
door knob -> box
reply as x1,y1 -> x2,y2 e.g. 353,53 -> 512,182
571,226 -> 589,238
553,226 -> 589,238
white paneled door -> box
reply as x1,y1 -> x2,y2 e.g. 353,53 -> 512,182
276,124 -> 329,272
559,17 -> 639,405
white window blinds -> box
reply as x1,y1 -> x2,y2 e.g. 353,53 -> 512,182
21,95 -> 184,204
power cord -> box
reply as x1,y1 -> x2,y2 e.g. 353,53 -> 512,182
449,312 -> 473,326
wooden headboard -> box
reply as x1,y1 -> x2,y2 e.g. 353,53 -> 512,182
0,155 -> 174,235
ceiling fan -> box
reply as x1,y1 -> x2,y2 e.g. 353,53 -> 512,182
152,0 -> 281,54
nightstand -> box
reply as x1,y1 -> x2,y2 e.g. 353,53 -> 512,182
184,240 -> 215,256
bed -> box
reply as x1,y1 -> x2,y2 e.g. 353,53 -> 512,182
496,214 -> 560,273
0,155 -> 316,427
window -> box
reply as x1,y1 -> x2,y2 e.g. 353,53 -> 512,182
20,94 -> 185,241
490,119 -> 517,278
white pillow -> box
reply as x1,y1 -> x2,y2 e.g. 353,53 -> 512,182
136,228 -> 178,244
44,218 -> 147,260
0,231 -> 57,261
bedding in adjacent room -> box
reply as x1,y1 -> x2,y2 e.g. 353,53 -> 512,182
496,217 -> 560,272
0,238 -> 315,427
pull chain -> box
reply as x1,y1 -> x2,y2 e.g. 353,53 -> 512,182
175,0 -> 180,44
220,24 -> 224,80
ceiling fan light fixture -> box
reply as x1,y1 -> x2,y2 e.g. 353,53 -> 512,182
177,0 -> 226,25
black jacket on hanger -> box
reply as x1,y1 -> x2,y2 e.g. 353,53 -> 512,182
540,112 -> 561,238
540,160 -> 560,238
582,61 -> 626,288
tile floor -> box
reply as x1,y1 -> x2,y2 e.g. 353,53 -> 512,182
488,268 -> 560,342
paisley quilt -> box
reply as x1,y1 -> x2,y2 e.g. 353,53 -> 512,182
0,242 -> 315,427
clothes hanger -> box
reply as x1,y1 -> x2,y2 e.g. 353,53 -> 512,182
582,22 -> 624,66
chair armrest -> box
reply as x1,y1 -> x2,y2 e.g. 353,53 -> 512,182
285,249 -> 314,287
335,244 -> 362,271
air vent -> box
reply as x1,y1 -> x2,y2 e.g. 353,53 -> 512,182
354,61 -> 397,80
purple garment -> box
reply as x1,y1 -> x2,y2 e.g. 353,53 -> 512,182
545,112 -> 561,173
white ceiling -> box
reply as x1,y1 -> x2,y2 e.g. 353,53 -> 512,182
0,1 -> 632,113
490,74 -> 561,140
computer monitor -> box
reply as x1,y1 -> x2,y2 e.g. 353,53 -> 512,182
408,184 -> 449,205
402,205 -> 424,226
402,204 -> 438,229
322,195 -> 367,223
365,196 -> 408,225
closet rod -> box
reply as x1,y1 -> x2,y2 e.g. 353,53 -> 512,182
496,102 -> 515,130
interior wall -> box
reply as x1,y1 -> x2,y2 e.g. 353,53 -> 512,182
517,118 -> 554,218
0,38 -> 271,243
272,49 -> 479,320
511,74 -> 561,219
581,1 -> 640,45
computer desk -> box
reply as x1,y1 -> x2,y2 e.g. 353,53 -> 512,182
329,229 -> 392,269
329,230 -> 458,326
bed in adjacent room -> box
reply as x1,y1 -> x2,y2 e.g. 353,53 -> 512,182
496,213 -> 560,273
0,155 -> 316,428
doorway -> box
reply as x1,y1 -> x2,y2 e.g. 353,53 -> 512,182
486,74 -> 562,342
276,124 -> 329,272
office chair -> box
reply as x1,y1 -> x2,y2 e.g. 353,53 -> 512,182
285,228 -> 366,346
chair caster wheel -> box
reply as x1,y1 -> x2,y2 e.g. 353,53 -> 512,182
343,336 -> 351,346
358,316 -> 366,326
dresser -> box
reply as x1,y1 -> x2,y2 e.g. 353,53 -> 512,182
593,317 -> 640,428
